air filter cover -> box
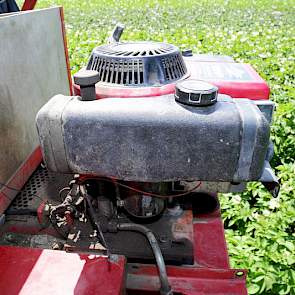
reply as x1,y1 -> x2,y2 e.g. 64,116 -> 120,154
86,41 -> 188,87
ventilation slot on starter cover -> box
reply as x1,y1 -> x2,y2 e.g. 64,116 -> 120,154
87,41 -> 188,86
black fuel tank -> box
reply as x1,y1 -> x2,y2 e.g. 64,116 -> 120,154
36,93 -> 270,182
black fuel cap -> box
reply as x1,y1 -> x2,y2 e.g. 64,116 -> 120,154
175,79 -> 218,106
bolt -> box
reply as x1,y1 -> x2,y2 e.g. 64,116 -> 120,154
236,271 -> 244,277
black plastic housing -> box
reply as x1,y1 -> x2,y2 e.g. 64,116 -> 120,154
36,94 -> 270,182
86,41 -> 188,86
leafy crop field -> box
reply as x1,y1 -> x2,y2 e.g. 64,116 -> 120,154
36,0 -> 295,293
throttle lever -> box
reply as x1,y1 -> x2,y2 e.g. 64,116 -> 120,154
107,23 -> 124,43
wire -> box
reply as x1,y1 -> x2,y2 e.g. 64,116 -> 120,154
59,187 -> 71,201
0,182 -> 45,202
79,177 -> 202,198
84,192 -> 110,257
113,180 -> 202,198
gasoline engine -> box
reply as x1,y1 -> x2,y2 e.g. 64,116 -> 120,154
35,25 -> 279,294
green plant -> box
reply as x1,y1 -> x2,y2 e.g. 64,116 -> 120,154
272,101 -> 295,166
220,100 -> 295,294
221,162 -> 295,294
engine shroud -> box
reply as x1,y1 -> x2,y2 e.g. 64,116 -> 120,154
36,93 -> 269,182
86,41 -> 188,87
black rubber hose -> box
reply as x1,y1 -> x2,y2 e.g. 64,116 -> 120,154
117,223 -> 172,295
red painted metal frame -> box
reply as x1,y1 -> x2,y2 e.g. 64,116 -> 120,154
125,209 -> 248,294
0,246 -> 126,295
1,206 -> 248,294
127,265 -> 247,295
0,147 -> 42,215
194,210 -> 230,269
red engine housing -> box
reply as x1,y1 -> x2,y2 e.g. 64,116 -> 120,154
73,56 -> 270,100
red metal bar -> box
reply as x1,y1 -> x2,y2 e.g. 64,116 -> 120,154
0,147 -> 42,215
59,7 -> 73,95
21,0 -> 37,11
126,264 -> 247,294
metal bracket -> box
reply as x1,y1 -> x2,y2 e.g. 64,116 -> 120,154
260,161 -> 280,198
